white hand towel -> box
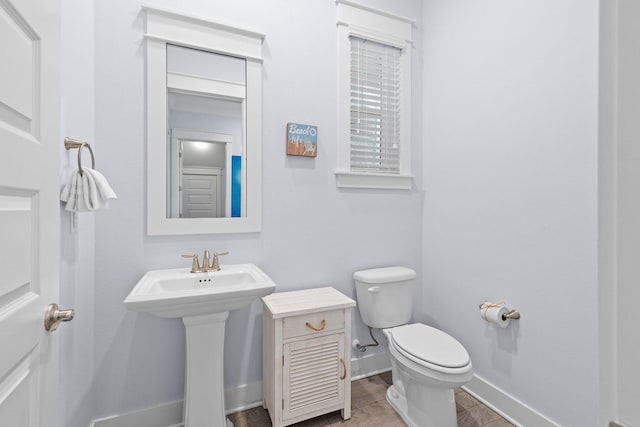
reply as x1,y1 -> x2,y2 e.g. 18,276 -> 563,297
60,167 -> 117,231
60,170 -> 85,211
83,168 -> 117,204
60,167 -> 117,212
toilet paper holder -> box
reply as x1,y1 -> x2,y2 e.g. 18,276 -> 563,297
502,309 -> 520,320
478,303 -> 521,321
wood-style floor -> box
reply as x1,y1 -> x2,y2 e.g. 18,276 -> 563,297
228,371 -> 515,427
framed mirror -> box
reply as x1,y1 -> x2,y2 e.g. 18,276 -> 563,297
144,6 -> 264,235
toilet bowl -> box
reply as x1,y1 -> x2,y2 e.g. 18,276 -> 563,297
384,324 -> 473,427
354,267 -> 473,427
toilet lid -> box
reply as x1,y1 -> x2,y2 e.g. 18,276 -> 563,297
353,266 -> 416,283
391,324 -> 470,368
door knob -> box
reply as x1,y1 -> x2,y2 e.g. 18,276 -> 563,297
44,303 -> 75,332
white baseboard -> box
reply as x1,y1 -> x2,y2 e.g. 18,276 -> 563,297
89,400 -> 183,427
351,350 -> 392,380
90,382 -> 263,427
463,374 -> 560,427
350,351 -> 560,427
224,381 -> 263,413
95,358 -> 562,427
90,354 -> 391,427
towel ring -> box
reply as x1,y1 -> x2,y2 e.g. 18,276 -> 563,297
64,137 -> 95,176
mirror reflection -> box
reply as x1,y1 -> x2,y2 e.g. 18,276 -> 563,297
166,45 -> 246,219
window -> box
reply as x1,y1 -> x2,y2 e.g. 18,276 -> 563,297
350,37 -> 401,173
336,1 -> 414,189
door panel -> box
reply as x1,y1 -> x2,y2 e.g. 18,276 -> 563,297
0,0 -> 40,135
0,0 -> 60,424
182,173 -> 221,218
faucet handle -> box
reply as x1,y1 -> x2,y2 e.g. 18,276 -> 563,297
182,254 -> 201,273
212,251 -> 229,271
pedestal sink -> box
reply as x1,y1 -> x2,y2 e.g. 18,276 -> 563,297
124,264 -> 276,427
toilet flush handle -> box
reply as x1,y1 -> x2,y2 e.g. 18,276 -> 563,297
367,286 -> 381,293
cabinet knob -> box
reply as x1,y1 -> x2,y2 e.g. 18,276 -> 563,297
305,319 -> 326,331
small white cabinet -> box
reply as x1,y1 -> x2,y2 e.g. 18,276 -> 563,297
262,287 -> 356,427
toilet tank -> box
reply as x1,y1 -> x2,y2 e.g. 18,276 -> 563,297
354,266 -> 416,329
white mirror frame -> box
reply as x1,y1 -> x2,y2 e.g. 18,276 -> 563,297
144,6 -> 264,235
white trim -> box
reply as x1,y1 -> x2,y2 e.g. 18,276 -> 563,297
143,34 -> 264,63
142,5 -> 265,42
144,7 -> 263,235
89,400 -> 184,427
93,367 -> 562,427
88,382 -> 263,427
171,129 -> 232,144
344,23 -> 411,49
335,0 -> 416,26
167,73 -> 246,100
224,381 -> 263,413
89,356 -> 391,427
168,129 -> 233,218
143,9 -> 263,61
350,351 -> 392,380
336,1 -> 413,190
336,171 -> 413,190
463,375 -> 560,427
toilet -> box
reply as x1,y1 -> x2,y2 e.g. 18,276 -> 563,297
354,266 -> 473,427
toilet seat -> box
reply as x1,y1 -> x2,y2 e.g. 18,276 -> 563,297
389,324 -> 470,370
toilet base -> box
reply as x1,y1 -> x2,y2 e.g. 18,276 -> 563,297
386,383 -> 458,427
381,326 -> 471,427
386,385 -> 414,427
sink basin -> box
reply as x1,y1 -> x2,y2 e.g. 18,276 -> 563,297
124,263 -> 276,318
124,263 -> 276,427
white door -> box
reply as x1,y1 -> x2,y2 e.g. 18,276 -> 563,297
181,171 -> 222,218
0,0 -> 64,425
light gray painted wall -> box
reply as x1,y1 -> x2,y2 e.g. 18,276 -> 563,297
59,1 -> 96,426
421,2 -> 599,427
58,1 -> 606,426
68,0 -> 424,422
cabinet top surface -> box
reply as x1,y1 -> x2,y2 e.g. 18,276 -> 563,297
262,287 -> 356,318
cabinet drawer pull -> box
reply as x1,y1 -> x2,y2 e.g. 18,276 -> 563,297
340,358 -> 347,380
305,319 -> 326,331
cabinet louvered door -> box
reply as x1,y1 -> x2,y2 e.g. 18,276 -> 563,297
282,333 -> 345,421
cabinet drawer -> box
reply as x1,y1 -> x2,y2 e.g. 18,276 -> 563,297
283,309 -> 344,339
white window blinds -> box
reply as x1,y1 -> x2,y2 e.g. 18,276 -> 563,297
350,36 -> 402,174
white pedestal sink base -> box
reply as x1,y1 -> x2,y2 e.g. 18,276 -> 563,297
183,311 -> 234,427
124,265 -> 277,427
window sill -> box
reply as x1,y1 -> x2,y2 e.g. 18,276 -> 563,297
335,171 -> 413,190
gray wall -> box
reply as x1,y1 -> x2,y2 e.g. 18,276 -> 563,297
58,1 -> 603,426
59,0 -> 423,425
59,0 -> 96,426
422,1 -> 599,426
